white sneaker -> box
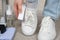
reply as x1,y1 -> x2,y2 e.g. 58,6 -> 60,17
38,16 -> 56,40
22,8 -> 37,35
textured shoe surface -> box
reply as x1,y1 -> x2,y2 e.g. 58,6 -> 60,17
38,16 -> 56,40
22,8 -> 37,35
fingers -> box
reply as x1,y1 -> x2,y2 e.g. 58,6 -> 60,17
18,0 -> 23,13
14,0 -> 23,18
14,0 -> 18,18
18,3 -> 22,13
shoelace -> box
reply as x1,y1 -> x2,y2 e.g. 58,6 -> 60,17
23,8 -> 36,29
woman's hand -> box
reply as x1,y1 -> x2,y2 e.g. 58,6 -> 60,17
14,0 -> 23,18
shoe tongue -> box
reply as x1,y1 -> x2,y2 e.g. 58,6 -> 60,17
46,16 -> 51,19
41,16 -> 51,25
